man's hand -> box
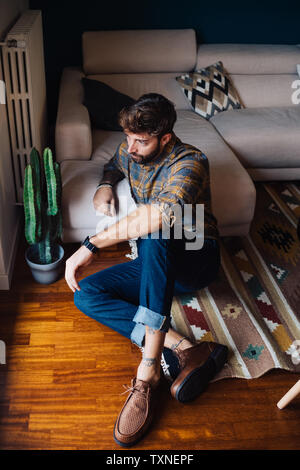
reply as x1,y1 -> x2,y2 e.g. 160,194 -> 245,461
65,246 -> 95,293
93,186 -> 118,217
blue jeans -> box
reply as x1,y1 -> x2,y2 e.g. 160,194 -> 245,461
74,230 -> 220,347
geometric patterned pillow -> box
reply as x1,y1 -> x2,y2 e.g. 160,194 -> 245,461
176,61 -> 244,120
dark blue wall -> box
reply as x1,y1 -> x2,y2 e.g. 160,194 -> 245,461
29,0 -> 300,125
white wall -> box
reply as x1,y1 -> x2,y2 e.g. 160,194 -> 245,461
0,0 -> 29,289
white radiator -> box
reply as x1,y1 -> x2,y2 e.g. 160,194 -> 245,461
2,10 -> 47,203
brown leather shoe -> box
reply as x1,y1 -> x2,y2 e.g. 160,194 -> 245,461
170,341 -> 228,403
113,377 -> 160,447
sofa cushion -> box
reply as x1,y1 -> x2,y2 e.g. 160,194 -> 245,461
195,44 -> 300,108
176,61 -> 243,120
210,106 -> 300,168
82,29 -> 196,74
221,74 -> 299,108
88,73 -> 193,111
91,129 -> 124,162
61,161 -> 137,235
82,78 -> 134,131
196,44 -> 300,74
173,110 -> 256,232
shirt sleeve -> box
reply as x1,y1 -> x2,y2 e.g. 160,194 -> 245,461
101,144 -> 125,184
150,154 -> 208,227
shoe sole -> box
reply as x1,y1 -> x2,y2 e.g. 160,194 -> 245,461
113,422 -> 150,448
113,429 -> 136,448
175,344 -> 228,403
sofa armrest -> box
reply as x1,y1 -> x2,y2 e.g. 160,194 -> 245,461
55,67 -> 92,162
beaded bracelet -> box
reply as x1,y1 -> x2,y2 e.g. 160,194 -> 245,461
171,337 -> 189,351
96,183 -> 113,190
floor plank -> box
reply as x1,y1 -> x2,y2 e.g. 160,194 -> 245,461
0,236 -> 299,450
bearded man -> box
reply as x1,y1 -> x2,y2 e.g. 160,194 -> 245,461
65,93 -> 228,447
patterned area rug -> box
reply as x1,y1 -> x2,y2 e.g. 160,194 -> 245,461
170,181 -> 300,381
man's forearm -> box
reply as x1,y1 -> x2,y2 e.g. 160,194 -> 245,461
89,204 -> 162,249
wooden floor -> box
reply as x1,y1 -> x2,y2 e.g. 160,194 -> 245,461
0,237 -> 299,450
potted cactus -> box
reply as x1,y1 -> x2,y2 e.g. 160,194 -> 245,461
24,147 -> 64,284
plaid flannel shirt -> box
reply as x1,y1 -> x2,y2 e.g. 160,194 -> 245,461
102,133 -> 219,241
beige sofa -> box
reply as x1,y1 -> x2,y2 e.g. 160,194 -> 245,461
55,29 -> 300,243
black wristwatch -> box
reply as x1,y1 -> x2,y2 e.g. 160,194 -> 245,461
81,236 -> 99,254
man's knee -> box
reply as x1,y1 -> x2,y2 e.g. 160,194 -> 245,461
74,288 -> 82,309
73,278 -> 105,309
73,281 -> 91,309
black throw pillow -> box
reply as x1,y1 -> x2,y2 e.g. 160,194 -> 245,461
81,77 -> 135,131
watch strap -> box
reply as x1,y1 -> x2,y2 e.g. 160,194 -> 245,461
81,236 -> 99,254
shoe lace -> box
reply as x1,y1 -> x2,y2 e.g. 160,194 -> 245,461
120,383 -> 148,398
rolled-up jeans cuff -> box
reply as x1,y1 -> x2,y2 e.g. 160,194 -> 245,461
130,305 -> 171,346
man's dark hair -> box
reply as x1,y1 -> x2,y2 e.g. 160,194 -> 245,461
119,93 -> 177,138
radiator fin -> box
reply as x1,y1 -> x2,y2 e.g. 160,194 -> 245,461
2,10 -> 47,203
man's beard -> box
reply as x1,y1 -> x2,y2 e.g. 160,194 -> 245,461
130,141 -> 161,164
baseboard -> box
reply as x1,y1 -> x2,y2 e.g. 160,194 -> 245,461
0,214 -> 22,290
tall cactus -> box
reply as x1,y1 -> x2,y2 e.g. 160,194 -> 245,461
23,147 -> 62,264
